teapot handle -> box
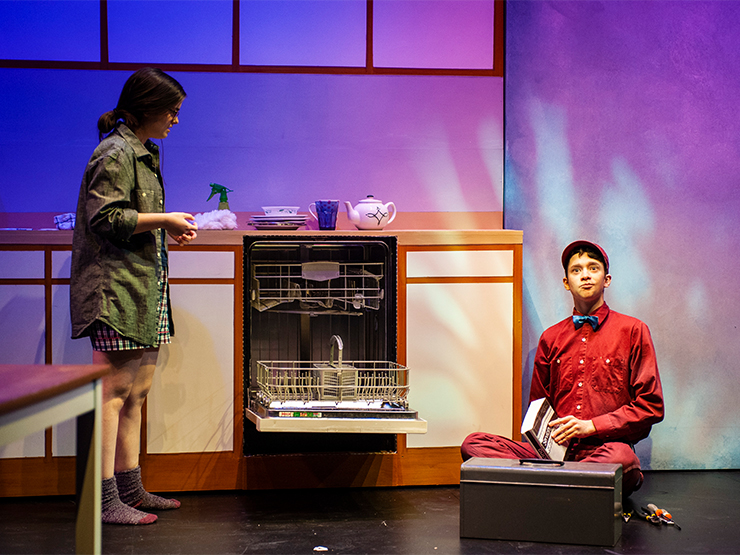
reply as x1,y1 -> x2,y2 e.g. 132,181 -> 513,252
385,202 -> 397,225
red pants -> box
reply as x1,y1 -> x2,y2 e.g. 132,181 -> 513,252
461,432 -> 644,496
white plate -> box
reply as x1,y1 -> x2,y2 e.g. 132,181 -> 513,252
249,223 -> 304,230
262,206 -> 300,215
250,214 -> 308,221
252,212 -> 306,217
248,219 -> 304,225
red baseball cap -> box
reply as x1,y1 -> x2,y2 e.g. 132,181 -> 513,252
561,240 -> 609,273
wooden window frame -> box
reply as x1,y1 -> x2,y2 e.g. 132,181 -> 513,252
0,0 -> 504,76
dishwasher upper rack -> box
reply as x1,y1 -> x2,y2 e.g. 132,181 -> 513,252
250,261 -> 385,312
252,360 -> 410,407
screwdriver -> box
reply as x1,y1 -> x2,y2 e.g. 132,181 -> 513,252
646,503 -> 682,530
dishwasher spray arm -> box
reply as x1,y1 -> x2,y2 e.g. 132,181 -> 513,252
329,335 -> 343,366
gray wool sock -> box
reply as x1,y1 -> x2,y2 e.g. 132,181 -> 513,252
101,476 -> 157,525
115,466 -> 181,510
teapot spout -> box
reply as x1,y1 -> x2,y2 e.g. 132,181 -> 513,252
344,201 -> 359,223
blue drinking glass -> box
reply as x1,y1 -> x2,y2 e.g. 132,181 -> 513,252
311,200 -> 339,230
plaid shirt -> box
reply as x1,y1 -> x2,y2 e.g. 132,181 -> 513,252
70,124 -> 173,346
89,268 -> 170,351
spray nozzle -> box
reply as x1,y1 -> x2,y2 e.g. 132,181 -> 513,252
207,183 -> 233,210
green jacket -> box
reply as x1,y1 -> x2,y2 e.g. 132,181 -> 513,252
70,124 -> 172,345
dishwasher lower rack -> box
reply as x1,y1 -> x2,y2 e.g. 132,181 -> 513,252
245,361 -> 427,434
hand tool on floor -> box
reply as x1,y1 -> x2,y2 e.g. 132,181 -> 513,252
647,503 -> 681,530
638,507 -> 661,526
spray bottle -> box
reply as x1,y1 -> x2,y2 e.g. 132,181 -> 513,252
207,183 -> 233,211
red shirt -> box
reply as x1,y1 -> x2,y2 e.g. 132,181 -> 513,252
529,303 -> 664,444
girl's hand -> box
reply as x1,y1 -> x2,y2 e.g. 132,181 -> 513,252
165,212 -> 198,237
169,229 -> 198,246
134,212 -> 198,245
165,213 -> 198,246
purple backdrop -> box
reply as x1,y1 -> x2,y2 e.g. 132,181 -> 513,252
506,0 -> 740,469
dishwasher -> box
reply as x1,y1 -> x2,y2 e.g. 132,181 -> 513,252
243,235 -> 426,456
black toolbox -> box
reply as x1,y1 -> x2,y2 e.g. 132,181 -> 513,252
460,457 -> 623,546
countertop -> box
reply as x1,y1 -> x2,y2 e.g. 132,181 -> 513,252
0,228 -> 523,247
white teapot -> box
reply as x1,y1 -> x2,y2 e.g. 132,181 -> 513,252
344,195 -> 397,230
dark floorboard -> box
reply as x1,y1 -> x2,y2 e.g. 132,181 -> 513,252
1,470 -> 739,554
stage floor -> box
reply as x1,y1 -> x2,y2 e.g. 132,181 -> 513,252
1,470 -> 738,554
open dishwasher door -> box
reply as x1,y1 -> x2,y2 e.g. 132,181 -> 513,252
243,235 -> 426,454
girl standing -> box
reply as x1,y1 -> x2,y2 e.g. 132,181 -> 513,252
71,68 -> 197,525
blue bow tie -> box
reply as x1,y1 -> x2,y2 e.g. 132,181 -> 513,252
573,315 -> 599,330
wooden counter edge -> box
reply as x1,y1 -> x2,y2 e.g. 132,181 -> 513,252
1,228 -> 523,247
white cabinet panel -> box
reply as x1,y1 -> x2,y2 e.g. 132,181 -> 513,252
52,250 -> 71,279
147,284 -> 234,454
0,431 -> 45,459
406,281 -> 513,448
51,284 -> 92,366
0,251 -> 44,278
168,251 -> 234,279
51,283 -> 93,456
0,285 -> 45,364
53,250 -> 235,279
407,250 -> 513,278
0,283 -> 46,458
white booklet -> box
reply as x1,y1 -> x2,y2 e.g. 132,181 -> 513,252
520,397 -> 569,461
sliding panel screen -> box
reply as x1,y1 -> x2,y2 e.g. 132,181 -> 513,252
373,0 -> 494,70
240,0 -> 366,67
0,0 -> 100,61
108,0 -> 232,64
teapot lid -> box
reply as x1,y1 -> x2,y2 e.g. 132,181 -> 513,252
358,195 -> 381,204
